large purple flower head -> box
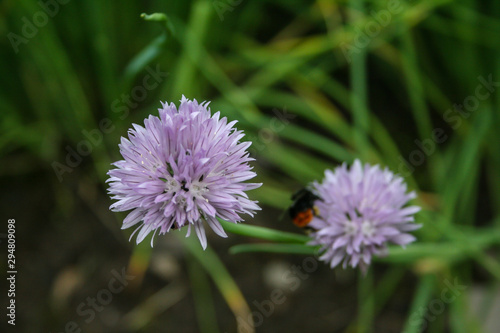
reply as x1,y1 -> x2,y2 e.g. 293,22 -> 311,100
107,96 -> 261,249
309,160 -> 421,273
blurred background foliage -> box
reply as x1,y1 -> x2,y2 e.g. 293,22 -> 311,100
1,0 -> 500,332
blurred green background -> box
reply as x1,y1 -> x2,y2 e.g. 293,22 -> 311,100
1,0 -> 500,332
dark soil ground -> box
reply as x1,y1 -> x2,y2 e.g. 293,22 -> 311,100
1,168 -> 417,333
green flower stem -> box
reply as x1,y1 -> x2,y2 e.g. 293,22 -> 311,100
379,227 -> 500,278
123,34 -> 167,88
378,243 -> 463,264
123,12 -> 174,88
228,241 -> 474,263
401,274 -> 436,333
444,226 -> 500,280
227,226 -> 500,269
186,255 -> 220,333
346,267 -> 407,332
358,269 -> 374,333
229,243 -> 319,256
140,12 -> 175,36
219,219 -> 310,244
181,234 -> 254,333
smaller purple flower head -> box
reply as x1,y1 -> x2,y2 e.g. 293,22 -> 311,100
309,160 -> 421,273
107,96 -> 261,249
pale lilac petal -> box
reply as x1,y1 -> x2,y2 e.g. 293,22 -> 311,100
309,159 -> 420,272
206,217 -> 228,238
107,97 -> 261,248
195,221 -> 208,250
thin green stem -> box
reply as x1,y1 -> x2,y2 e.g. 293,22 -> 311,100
358,269 -> 374,333
181,234 -> 255,333
187,255 -> 221,333
219,219 -> 310,244
401,274 -> 436,333
140,12 -> 175,36
229,243 -> 319,256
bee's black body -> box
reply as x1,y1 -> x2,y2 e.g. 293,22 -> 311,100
288,188 -> 320,228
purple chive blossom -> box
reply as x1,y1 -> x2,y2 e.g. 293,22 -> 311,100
107,96 -> 261,249
308,160 -> 421,273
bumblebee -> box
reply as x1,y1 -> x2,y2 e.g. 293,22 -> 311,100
288,188 -> 320,228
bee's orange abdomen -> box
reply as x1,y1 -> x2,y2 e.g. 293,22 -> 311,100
292,209 -> 314,228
